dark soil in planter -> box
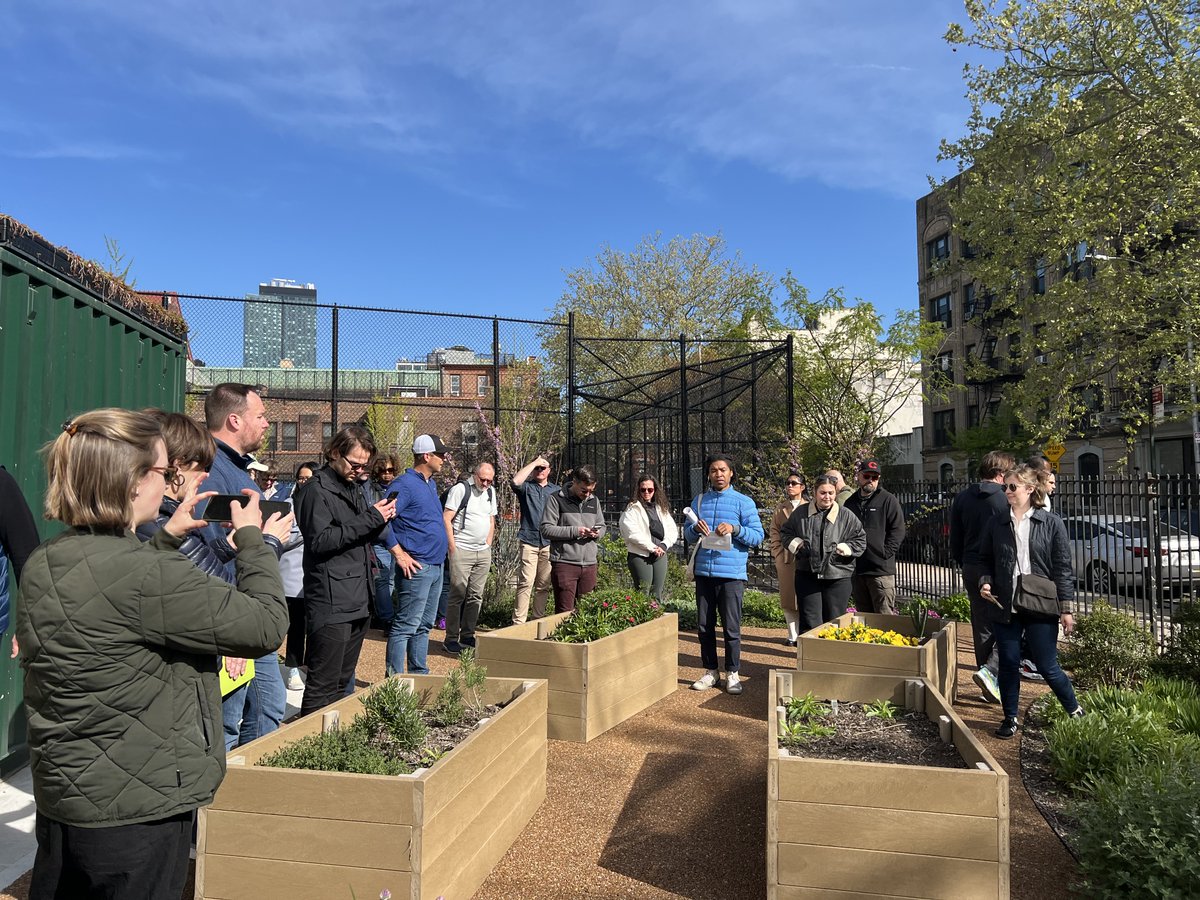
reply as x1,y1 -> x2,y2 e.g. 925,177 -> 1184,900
781,703 -> 968,769
411,703 -> 503,765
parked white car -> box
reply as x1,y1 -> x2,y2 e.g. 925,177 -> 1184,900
1062,515 -> 1200,594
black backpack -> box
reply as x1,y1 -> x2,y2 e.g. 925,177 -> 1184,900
441,478 -> 495,532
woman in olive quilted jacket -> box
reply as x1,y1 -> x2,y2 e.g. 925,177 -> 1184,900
17,408 -> 287,899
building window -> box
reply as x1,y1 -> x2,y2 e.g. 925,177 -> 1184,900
512,375 -> 524,391
939,461 -> 955,485
933,410 -> 955,447
968,405 -> 980,428
450,374 -> 462,396
1032,258 -> 1047,295
322,422 -> 333,444
961,238 -> 976,260
930,294 -> 952,327
477,374 -> 490,397
935,352 -> 954,377
962,283 -> 977,318
281,422 -> 298,452
1063,241 -> 1093,281
926,234 -> 950,268
461,420 -> 479,447
982,336 -> 999,366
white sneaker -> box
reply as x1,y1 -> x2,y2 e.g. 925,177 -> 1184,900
287,668 -> 304,692
972,667 -> 1001,703
726,672 -> 743,695
691,669 -> 719,691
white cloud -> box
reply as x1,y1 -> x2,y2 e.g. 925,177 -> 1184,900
22,0 -> 971,196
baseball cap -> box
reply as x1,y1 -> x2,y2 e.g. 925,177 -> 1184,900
247,460 -> 269,473
412,434 -> 448,456
858,459 -> 881,475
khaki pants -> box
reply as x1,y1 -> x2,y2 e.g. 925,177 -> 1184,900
445,547 -> 492,644
512,543 -> 552,624
851,574 -> 897,616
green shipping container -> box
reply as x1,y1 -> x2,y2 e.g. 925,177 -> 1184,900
0,235 -> 186,774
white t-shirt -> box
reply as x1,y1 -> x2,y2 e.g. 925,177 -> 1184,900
445,480 -> 498,551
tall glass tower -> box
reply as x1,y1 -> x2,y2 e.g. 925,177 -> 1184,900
243,279 -> 318,368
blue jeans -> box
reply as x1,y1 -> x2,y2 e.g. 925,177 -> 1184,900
387,563 -> 443,675
221,651 -> 287,750
994,612 -> 1080,720
373,545 -> 396,625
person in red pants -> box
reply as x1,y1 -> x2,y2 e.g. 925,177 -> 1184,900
540,465 -> 605,613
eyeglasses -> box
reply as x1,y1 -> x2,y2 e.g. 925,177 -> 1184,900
1004,483 -> 1022,492
381,467 -> 396,474
861,473 -> 880,481
148,465 -> 179,484
345,461 -> 370,472
296,475 -> 311,483
639,487 -> 655,493
477,477 -> 494,484
786,480 -> 803,487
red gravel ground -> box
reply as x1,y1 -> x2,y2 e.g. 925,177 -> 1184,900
2,622 -> 1080,899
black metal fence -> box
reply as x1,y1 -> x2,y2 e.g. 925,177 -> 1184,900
885,475 -> 1200,648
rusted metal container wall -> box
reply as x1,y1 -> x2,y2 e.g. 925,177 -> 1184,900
0,245 -> 186,773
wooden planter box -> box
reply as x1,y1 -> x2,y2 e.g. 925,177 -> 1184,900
474,612 -> 678,742
767,669 -> 1009,900
195,676 -> 547,900
796,612 -> 959,702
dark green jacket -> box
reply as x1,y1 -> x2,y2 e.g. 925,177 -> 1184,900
17,525 -> 287,827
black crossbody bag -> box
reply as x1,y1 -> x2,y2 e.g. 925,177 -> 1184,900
1016,572 -> 1060,617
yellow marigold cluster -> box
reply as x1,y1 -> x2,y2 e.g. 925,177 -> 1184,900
817,623 -> 918,646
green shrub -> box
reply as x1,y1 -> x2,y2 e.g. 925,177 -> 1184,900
547,588 -> 663,643
1061,601 -> 1154,689
662,592 -> 697,630
594,533 -> 633,592
257,728 -> 412,775
936,592 -> 971,622
1071,758 -> 1200,899
744,589 -> 786,627
1151,596 -> 1200,685
477,596 -> 517,629
356,677 -> 428,750
1046,707 -> 1176,789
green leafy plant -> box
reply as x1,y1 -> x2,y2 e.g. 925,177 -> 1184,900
1151,596 -> 1200,685
547,588 -> 663,643
357,677 -> 428,750
257,728 -> 412,776
901,596 -> 942,636
779,692 -> 835,747
784,692 -> 832,723
864,699 -> 898,720
936,592 -> 971,622
1071,758 -> 1200,900
662,590 -> 697,630
779,719 -> 836,743
744,589 -> 787,626
1060,601 -> 1154,689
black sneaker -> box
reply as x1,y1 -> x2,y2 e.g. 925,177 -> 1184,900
443,641 -> 463,654
995,717 -> 1019,739
785,639 -> 797,647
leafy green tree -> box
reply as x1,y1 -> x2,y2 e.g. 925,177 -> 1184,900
776,277 -> 947,473
363,396 -> 421,454
940,0 -> 1200,440
545,232 -> 777,432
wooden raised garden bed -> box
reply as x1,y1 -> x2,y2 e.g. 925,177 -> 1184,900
195,675 -> 547,900
473,611 -> 678,742
767,669 -> 1009,900
796,611 -> 959,702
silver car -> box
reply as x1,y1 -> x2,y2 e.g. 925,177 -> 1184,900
1062,515 -> 1200,594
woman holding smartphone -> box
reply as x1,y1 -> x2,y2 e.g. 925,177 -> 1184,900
18,408 -> 288,897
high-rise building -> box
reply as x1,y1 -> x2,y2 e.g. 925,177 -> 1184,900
243,279 -> 317,368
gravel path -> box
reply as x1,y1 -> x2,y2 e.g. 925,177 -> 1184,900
2,622 -> 1080,899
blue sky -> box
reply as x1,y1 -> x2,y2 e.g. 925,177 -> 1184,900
1,1 -> 976,327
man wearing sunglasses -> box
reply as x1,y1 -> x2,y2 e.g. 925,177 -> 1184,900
294,425 -> 396,716
843,459 -> 906,616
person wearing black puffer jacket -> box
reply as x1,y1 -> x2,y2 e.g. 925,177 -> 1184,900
978,464 -> 1083,739
842,459 -> 905,615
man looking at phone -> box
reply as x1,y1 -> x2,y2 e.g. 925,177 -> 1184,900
510,455 -> 559,624
204,382 -> 291,747
294,425 -> 396,715
385,434 -> 450,676
540,465 -> 605,613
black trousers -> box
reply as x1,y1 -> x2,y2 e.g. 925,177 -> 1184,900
695,576 -> 744,673
300,616 -> 368,717
30,810 -> 191,900
284,595 -> 307,668
795,570 -> 853,632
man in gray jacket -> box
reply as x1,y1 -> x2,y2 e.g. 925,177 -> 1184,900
540,464 -> 605,613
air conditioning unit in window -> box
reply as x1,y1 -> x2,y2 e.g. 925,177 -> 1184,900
1087,413 -> 1102,429
1034,353 -> 1048,364
938,356 -> 952,372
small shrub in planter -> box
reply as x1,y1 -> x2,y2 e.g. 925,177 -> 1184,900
547,589 -> 663,643
258,653 -> 490,775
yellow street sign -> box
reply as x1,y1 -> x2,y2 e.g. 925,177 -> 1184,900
1044,442 -> 1066,463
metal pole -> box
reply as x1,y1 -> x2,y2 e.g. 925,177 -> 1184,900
680,333 -> 690,503
492,317 -> 501,434
750,354 -> 758,447
786,335 -> 795,436
330,304 -> 339,432
1145,472 -> 1161,644
566,312 -> 576,473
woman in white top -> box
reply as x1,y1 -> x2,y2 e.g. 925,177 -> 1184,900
618,475 -> 679,600
769,471 -> 807,645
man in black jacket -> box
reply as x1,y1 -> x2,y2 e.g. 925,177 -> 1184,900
295,425 -> 396,716
843,460 -> 906,615
948,449 -> 1016,703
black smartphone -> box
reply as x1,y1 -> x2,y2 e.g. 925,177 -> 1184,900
203,494 -> 291,523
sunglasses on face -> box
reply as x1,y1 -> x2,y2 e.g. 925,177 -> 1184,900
639,487 -> 655,493
477,477 -> 494,484
861,473 -> 880,480
1005,483 -> 1022,492
147,465 -> 179,484
346,461 -> 370,472
786,480 -> 803,487
381,467 -> 396,474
